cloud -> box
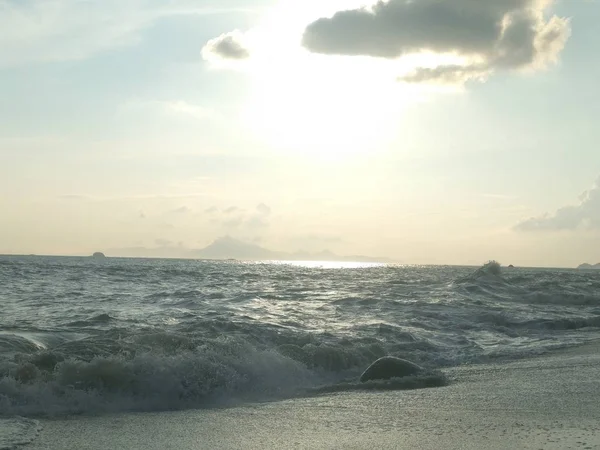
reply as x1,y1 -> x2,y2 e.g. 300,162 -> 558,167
302,0 -> 570,84
246,216 -> 269,229
516,177 -> 600,231
222,216 -> 244,228
401,64 -> 491,85
155,238 -> 173,246
256,203 -> 271,215
201,30 -> 250,61
59,192 -> 209,202
209,203 -> 272,231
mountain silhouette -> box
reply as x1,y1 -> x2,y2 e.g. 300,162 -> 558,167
191,236 -> 391,263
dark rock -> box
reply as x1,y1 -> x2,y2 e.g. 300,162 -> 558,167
360,356 -> 423,382
92,252 -> 106,258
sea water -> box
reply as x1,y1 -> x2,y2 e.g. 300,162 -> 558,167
1,256 -> 599,435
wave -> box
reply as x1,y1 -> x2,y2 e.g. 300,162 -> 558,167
0,329 -> 447,417
521,291 -> 600,306
0,335 -> 45,356
3,312 -> 591,417
0,338 -> 312,416
457,262 -> 600,307
66,313 -> 114,328
457,261 -> 506,285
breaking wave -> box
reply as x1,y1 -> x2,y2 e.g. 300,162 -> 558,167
0,329 -> 444,417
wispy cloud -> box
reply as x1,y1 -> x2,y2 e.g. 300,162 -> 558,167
256,203 -> 271,215
208,202 -> 272,231
0,0 -> 256,68
170,206 -> 191,214
58,193 -> 209,201
119,99 -> 218,121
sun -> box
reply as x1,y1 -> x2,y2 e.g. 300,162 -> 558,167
242,63 -> 417,158
238,1 -> 425,159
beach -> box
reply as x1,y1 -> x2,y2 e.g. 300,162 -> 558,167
23,341 -> 600,450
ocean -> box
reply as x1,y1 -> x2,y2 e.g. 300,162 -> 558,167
1,256 -> 600,447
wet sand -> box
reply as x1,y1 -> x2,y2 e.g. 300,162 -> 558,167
23,342 -> 600,449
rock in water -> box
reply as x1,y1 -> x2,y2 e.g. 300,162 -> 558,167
359,356 -> 423,383
92,252 -> 106,258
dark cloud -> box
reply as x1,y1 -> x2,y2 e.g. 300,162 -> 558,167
202,31 -> 250,60
302,0 -> 570,83
516,177 -> 600,231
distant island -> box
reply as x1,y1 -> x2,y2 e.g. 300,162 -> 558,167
190,237 -> 392,262
577,263 -> 600,270
108,236 -> 393,263
92,252 -> 106,258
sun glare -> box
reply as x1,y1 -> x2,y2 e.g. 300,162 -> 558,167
238,1 -> 426,158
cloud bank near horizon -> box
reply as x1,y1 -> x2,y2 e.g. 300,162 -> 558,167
516,176 -> 600,231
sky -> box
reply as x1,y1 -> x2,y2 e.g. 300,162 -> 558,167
1,0 -> 599,267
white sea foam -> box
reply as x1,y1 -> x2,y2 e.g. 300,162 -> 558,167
0,417 -> 41,449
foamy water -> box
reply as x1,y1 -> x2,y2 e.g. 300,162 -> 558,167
1,256 -> 600,427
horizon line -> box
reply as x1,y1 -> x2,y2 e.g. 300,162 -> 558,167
0,252 -> 584,270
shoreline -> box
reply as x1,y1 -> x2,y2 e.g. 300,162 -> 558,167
22,341 -> 600,449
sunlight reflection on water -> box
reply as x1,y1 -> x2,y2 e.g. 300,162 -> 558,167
249,260 -> 389,270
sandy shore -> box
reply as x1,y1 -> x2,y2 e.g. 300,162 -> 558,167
22,343 -> 600,449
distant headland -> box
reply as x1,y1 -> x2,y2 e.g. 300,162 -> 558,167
92,252 -> 106,258
577,263 -> 600,270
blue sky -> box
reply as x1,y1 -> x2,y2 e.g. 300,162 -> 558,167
1,0 -> 599,266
